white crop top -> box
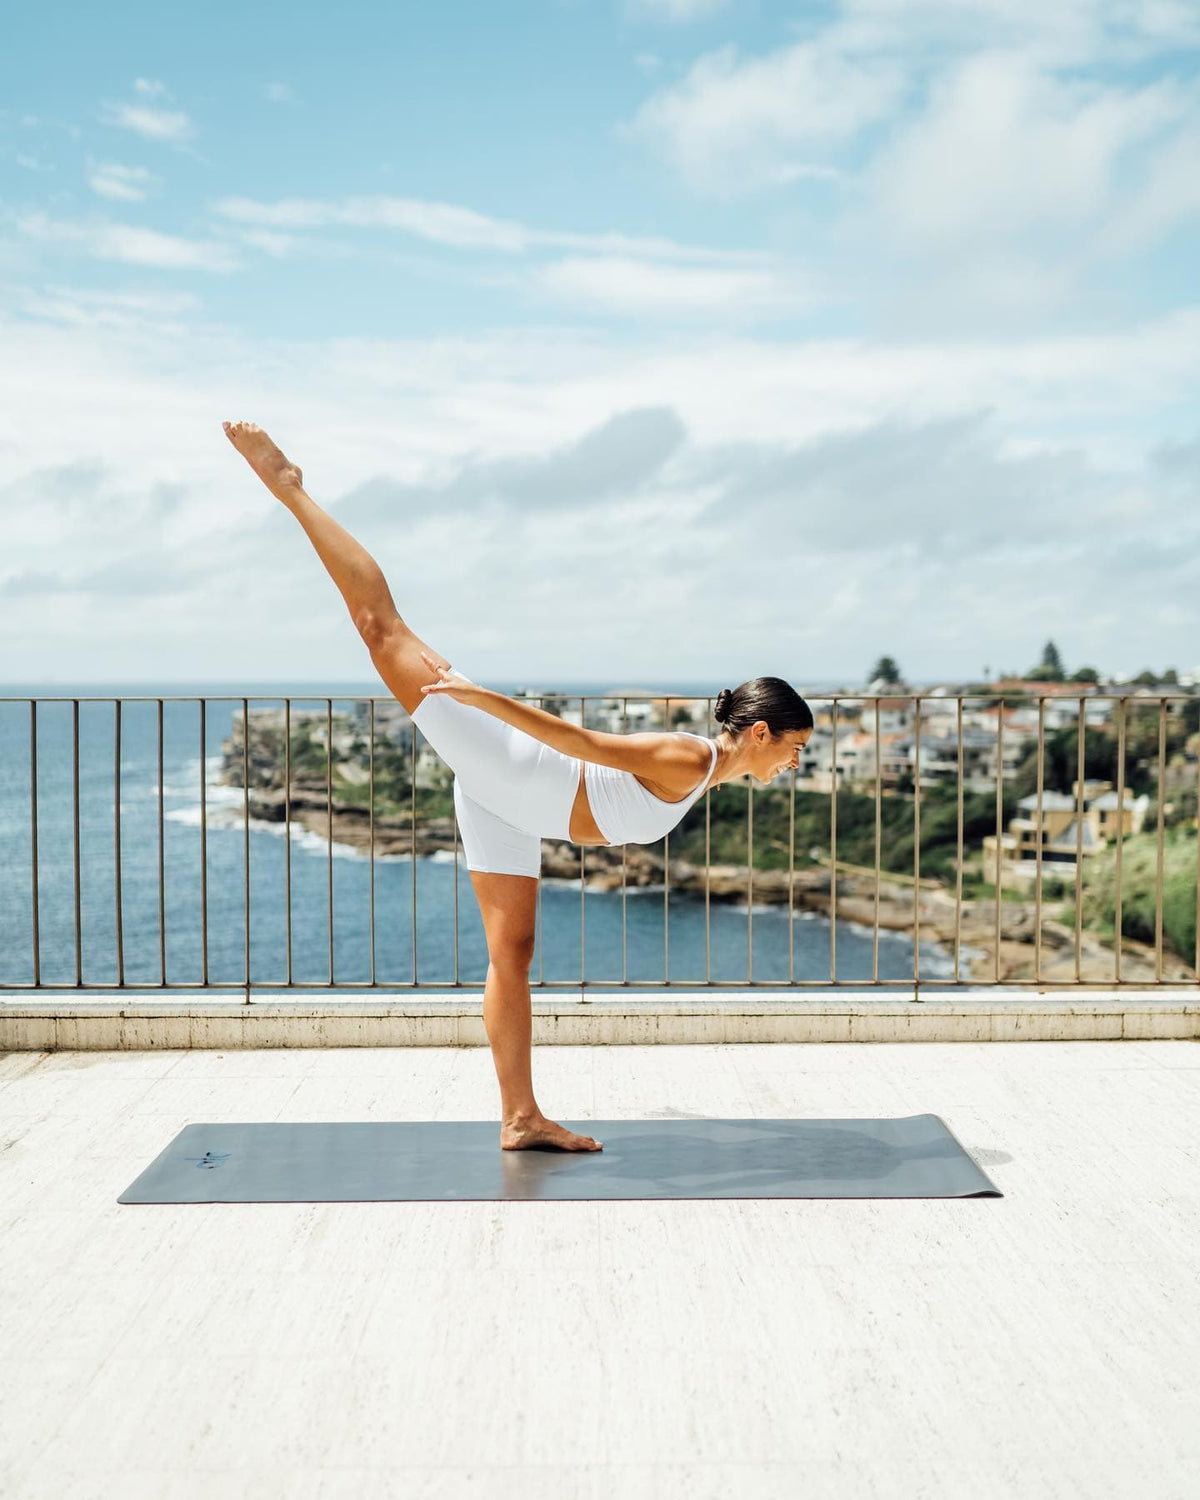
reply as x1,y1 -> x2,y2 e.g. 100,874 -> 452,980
583,734 -> 719,847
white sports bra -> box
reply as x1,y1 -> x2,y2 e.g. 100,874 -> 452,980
582,734 -> 719,847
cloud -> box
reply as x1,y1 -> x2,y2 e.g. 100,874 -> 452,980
17,213 -> 240,272
866,52 -> 1188,249
334,407 -> 689,526
88,162 -> 158,203
212,194 -> 531,251
208,192 -> 808,316
237,229 -> 301,258
533,254 -> 813,318
619,40 -> 904,196
685,411 -> 1123,552
14,152 -> 54,173
17,285 -> 200,330
133,78 -> 170,99
211,191 -> 784,267
1097,121 -> 1200,256
263,82 -> 295,104
1,569 -> 72,600
99,98 -> 193,143
1,298 -> 1198,681
616,2 -> 1200,321
829,0 -> 1200,68
625,0 -> 733,21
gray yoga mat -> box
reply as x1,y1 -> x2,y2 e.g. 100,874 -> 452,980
117,1114 -> 1000,1202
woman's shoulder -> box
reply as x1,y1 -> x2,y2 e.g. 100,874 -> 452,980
662,732 -> 716,792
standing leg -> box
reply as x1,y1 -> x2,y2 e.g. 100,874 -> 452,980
470,871 -> 602,1152
222,420 -> 449,712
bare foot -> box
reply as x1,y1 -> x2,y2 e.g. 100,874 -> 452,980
500,1112 -> 603,1151
222,420 -> 304,499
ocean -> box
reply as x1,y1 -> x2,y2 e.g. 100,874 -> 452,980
0,682 -> 949,990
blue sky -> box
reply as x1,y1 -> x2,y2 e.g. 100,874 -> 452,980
2,0 -> 1199,685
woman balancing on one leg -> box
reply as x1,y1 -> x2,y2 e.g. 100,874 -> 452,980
222,421 -> 815,1152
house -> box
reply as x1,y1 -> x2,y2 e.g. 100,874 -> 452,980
860,698 -> 913,737
981,780 -> 1149,881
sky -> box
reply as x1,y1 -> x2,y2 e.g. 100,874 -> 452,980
1,0 -> 1198,688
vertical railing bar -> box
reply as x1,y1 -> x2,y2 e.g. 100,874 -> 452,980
993,700 -> 1003,984
747,767 -> 754,985
537,696 -> 544,987
453,747 -> 460,990
1074,698 -> 1084,984
912,697 -> 920,991
73,699 -> 82,987
1194,714 -> 1200,983
411,713 -> 418,987
789,762 -> 796,986
622,697 -> 629,986
327,698 -> 334,986
114,699 -> 124,988
200,700 -> 208,988
285,700 -> 293,988
1154,698 -> 1166,983
1114,697 -> 1126,985
157,699 -> 166,987
243,698 -> 250,998
582,695 -> 587,990
830,698 -> 838,984
29,701 -> 40,989
369,698 -> 376,989
874,699 -> 883,984
1034,697 -> 1045,984
954,697 -> 964,983
664,695 -> 671,985
705,697 -> 712,986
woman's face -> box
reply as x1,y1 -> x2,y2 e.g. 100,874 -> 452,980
744,723 -> 812,782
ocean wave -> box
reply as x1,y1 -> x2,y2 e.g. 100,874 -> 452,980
162,803 -> 423,864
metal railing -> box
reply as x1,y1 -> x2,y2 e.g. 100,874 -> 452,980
2,690 -> 1198,995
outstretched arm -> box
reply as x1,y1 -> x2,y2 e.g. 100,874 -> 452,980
420,656 -> 709,789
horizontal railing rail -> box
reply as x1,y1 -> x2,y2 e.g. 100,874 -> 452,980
1,691 -> 1197,994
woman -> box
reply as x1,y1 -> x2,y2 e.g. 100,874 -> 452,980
222,421 -> 814,1152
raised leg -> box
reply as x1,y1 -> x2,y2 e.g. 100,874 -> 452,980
470,871 -> 603,1152
222,421 -> 451,713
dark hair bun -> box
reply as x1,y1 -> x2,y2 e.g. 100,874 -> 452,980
709,678 -> 814,738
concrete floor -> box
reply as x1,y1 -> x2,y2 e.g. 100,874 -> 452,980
1,1040 -> 1196,1500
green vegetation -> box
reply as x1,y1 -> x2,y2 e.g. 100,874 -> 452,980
870,656 -> 902,684
1011,709 -> 1196,802
1027,639 -> 1065,682
1068,831 -> 1198,963
669,781 -> 1019,880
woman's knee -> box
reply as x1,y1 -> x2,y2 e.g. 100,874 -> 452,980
489,925 -> 537,972
355,607 -> 404,650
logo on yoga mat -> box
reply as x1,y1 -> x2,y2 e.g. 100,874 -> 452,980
186,1151 -> 231,1171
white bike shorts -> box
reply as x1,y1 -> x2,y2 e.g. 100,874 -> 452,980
410,667 -> 580,878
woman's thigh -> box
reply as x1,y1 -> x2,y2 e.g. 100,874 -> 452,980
469,868 -> 539,961
417,682 -> 577,840
363,617 -> 451,717
453,780 -> 543,879
471,870 -> 537,936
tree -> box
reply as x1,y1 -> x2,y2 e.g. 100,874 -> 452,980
1028,639 -> 1065,682
1163,667 -> 1179,685
869,656 -> 902,685
1070,666 -> 1100,684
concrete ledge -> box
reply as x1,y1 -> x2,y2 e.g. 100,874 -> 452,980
1,990 -> 1197,1048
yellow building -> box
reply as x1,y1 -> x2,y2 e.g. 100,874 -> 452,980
982,780 -> 1149,881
